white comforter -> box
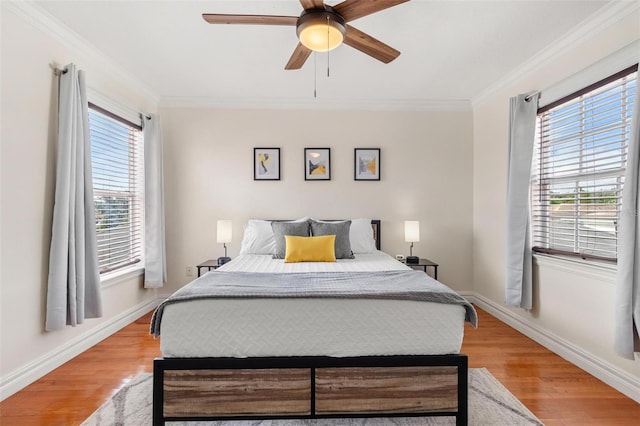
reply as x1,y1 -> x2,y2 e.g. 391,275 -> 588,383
159,251 -> 468,358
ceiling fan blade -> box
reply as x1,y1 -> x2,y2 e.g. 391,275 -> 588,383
284,43 -> 311,70
299,0 -> 325,10
202,14 -> 298,26
343,25 -> 400,63
334,0 -> 409,22
285,43 -> 312,70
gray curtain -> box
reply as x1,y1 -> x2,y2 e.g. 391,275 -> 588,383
615,76 -> 640,359
143,114 -> 166,288
46,63 -> 102,331
505,93 -> 539,309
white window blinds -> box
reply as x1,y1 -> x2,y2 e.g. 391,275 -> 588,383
531,65 -> 637,261
89,104 -> 144,274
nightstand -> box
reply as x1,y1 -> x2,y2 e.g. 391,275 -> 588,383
196,259 -> 222,277
405,258 -> 439,280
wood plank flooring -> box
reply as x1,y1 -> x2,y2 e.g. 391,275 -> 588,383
463,310 -> 640,425
0,307 -> 638,425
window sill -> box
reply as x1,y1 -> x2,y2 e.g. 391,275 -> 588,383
533,253 -> 616,282
101,265 -> 144,289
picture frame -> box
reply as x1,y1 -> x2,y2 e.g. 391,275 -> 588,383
254,148 -> 280,180
354,148 -> 380,181
304,148 -> 331,181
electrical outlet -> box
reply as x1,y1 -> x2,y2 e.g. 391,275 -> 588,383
185,266 -> 195,277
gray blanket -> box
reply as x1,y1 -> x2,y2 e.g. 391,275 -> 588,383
150,270 -> 477,337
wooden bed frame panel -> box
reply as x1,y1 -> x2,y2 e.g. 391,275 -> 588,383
162,368 -> 311,417
153,354 -> 468,425
315,365 -> 459,414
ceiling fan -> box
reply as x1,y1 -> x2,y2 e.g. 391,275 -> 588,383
202,0 -> 409,70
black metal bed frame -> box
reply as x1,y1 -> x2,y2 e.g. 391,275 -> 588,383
152,220 -> 468,425
153,354 -> 468,425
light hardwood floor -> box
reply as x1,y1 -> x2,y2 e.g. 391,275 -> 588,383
0,307 -> 638,425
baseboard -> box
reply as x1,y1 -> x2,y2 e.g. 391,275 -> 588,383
472,293 -> 640,404
0,296 -> 163,401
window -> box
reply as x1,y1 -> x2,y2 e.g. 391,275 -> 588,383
531,65 -> 637,262
88,104 -> 144,274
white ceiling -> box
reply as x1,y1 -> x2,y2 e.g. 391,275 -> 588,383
33,0 -> 614,108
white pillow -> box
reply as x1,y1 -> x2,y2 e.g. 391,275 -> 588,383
239,220 -> 276,255
239,217 -> 310,255
349,218 -> 378,253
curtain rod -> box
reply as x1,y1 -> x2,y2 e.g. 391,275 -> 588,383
53,66 -> 151,120
524,91 -> 540,102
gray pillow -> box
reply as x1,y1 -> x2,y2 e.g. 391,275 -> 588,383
310,220 -> 355,259
271,221 -> 311,259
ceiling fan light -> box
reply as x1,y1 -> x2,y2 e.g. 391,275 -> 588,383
297,10 -> 346,52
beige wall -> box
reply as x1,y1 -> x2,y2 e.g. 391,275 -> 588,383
472,9 -> 640,393
160,107 -> 474,294
0,5 -> 158,397
2,2 -> 475,398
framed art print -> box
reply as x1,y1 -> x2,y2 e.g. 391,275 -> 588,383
354,148 -> 380,181
254,148 -> 280,180
304,148 -> 331,181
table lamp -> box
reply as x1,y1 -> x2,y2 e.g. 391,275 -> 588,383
404,220 -> 420,264
216,219 -> 232,265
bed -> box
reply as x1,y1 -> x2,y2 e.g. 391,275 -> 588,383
151,219 -> 476,425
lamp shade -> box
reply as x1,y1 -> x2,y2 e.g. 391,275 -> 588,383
216,220 -> 232,244
296,10 -> 346,52
404,221 -> 420,243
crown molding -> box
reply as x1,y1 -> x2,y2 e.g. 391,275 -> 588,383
3,0 -> 160,105
158,96 -> 472,112
471,0 -> 640,108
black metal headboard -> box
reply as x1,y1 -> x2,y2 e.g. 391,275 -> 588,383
371,219 -> 381,250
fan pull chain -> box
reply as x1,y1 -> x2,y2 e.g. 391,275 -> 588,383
314,51 -> 317,98
327,16 -> 330,77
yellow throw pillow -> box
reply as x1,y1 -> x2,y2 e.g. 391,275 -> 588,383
284,235 -> 336,263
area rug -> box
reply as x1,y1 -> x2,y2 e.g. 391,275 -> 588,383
82,368 -> 543,425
